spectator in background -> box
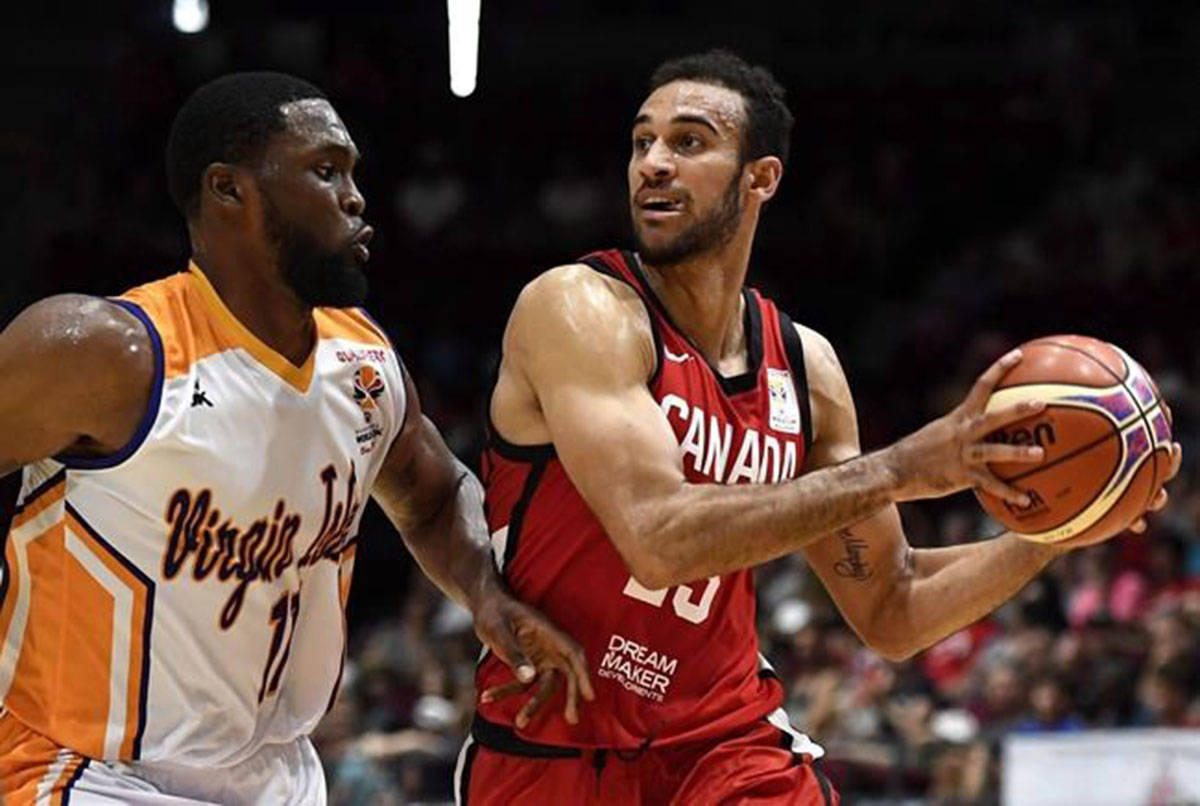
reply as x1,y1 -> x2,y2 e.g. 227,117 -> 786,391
1013,674 -> 1086,734
1134,656 -> 1200,728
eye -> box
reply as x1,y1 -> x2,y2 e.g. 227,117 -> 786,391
315,164 -> 337,181
633,135 -> 653,153
677,133 -> 703,151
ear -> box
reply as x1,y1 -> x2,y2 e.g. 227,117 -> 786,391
202,163 -> 246,210
745,156 -> 783,203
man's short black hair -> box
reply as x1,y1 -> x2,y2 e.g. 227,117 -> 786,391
166,71 -> 327,217
649,49 -> 793,167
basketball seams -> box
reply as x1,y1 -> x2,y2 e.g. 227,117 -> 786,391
998,415 -> 1119,484
1107,345 -> 1167,518
982,337 -> 1171,542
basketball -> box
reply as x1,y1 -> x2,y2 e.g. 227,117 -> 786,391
974,335 -> 1173,544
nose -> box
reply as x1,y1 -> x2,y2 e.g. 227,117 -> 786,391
638,139 -> 675,182
342,178 -> 365,217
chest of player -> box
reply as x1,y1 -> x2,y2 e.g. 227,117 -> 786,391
651,345 -> 805,486
64,348 -> 401,605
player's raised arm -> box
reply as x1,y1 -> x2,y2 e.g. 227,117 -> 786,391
795,322 -> 1182,661
371,366 -> 594,724
0,295 -> 155,475
499,266 -> 1050,591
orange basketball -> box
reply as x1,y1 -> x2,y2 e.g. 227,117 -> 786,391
974,335 -> 1173,544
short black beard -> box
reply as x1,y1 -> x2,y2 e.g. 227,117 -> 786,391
263,198 -> 369,309
632,172 -> 742,268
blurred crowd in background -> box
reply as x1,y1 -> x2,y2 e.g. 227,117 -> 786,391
4,2 -> 1200,802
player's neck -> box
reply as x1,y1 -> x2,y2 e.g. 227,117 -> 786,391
191,248 -> 317,369
640,239 -> 751,369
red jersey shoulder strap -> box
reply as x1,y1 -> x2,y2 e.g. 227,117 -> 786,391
769,303 -> 815,459
577,249 -> 664,389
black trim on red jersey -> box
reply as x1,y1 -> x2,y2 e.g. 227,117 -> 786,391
482,352 -> 557,463
501,454 -> 550,574
814,760 -> 835,805
777,310 -> 815,459
624,252 -> 764,396
579,251 -> 664,390
487,424 -> 557,463
471,714 -> 582,758
458,738 -> 480,804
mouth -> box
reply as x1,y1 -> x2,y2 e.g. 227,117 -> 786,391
635,191 -> 686,221
350,225 -> 374,264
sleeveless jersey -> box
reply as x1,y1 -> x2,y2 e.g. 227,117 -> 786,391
475,249 -> 823,754
0,264 -> 406,766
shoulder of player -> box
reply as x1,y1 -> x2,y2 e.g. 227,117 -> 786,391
787,319 -> 857,437
509,263 -> 653,355
2,294 -> 155,395
518,263 -> 646,320
788,321 -> 844,387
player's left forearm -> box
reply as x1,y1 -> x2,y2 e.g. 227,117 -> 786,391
878,534 -> 1064,659
398,460 -> 501,611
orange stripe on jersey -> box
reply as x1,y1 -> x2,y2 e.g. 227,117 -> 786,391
118,264 -> 320,391
10,477 -> 66,531
337,545 -> 357,611
186,264 -> 316,392
0,710 -> 87,806
48,753 -> 88,806
316,307 -> 392,348
0,478 -> 65,646
3,507 -> 153,762
6,518 -> 110,760
63,506 -> 153,760
117,270 -> 226,381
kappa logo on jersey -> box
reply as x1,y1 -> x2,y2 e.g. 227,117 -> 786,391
352,365 -> 386,453
766,368 -> 800,435
162,462 -> 361,629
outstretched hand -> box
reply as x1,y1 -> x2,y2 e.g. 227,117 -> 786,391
887,349 -> 1047,505
472,590 -> 595,729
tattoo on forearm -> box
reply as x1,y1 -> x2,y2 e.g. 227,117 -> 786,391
833,529 -> 872,580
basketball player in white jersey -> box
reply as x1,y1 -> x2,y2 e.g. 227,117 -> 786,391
0,72 -> 592,804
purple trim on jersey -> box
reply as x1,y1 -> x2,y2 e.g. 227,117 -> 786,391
15,468 -> 68,514
55,299 -> 165,471
60,757 -> 91,805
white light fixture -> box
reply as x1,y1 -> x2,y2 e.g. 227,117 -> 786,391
447,0 -> 480,97
172,0 -> 209,34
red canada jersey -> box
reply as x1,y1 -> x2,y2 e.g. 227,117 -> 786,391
476,249 -> 815,750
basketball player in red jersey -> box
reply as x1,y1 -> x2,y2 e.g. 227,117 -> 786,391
457,50 -> 1182,804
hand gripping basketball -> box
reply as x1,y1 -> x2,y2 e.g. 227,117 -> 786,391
888,349 -> 1048,506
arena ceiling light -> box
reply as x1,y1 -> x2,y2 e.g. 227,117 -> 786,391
447,0 -> 480,97
172,0 -> 209,33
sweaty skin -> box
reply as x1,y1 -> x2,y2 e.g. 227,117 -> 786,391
490,79 -> 1182,661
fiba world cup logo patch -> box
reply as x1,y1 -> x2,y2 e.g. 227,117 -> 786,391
352,366 -> 386,454
354,366 -> 386,420
767,368 -> 800,435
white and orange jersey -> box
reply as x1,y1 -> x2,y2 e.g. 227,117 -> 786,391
0,264 -> 406,767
